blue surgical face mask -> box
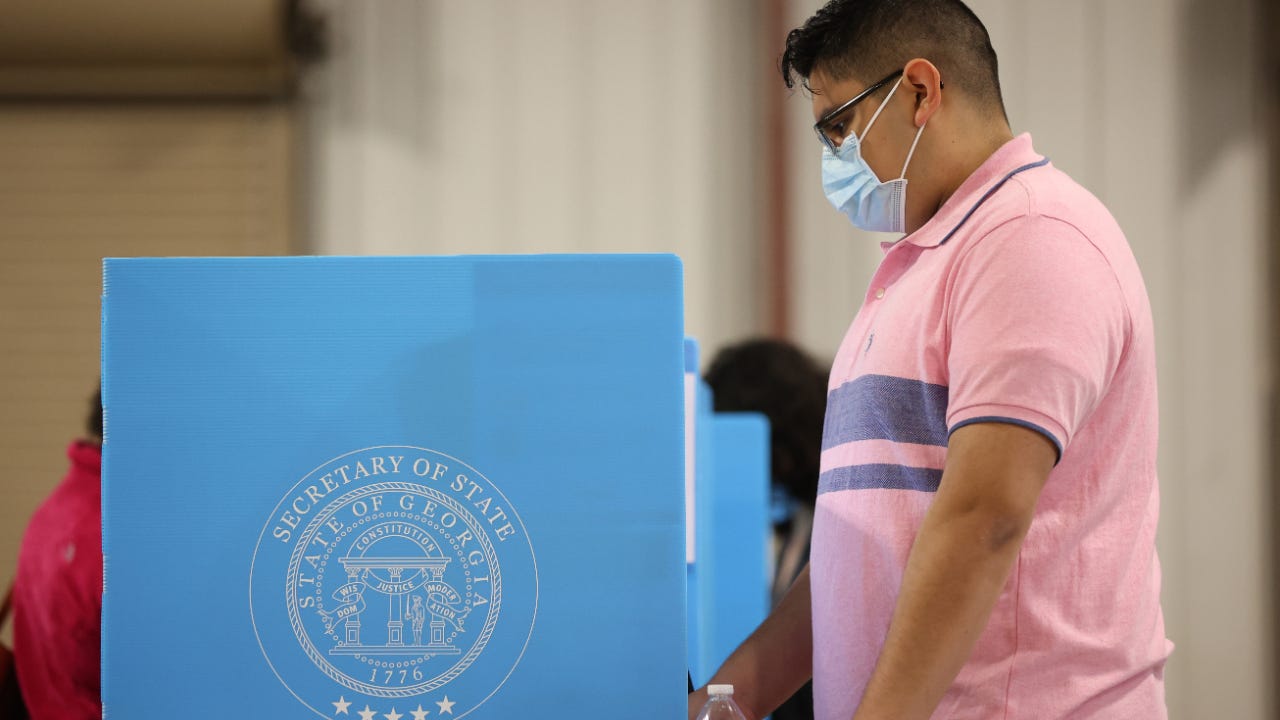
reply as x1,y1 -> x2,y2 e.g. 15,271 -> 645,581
821,79 -> 927,233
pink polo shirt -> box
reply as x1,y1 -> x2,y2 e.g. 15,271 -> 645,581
811,134 -> 1171,719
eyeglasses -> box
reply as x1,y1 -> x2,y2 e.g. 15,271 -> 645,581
813,69 -> 904,154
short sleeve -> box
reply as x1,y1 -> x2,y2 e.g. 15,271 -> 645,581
945,215 -> 1129,460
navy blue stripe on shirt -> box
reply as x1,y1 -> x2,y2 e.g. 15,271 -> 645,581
822,374 -> 950,450
949,415 -> 1064,463
818,463 -> 944,495
938,157 -> 1051,245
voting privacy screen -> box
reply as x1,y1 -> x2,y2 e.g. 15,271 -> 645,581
100,255 -> 686,718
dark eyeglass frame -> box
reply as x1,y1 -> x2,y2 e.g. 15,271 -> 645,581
813,69 -> 905,153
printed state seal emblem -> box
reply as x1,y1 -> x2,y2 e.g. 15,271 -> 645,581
251,446 -> 538,718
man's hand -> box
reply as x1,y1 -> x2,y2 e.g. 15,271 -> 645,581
852,421 -> 1056,720
687,565 -> 813,720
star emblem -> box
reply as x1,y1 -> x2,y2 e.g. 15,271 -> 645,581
384,708 -> 403,720
435,696 -> 456,715
359,706 -> 378,720
411,705 -> 431,720
333,696 -> 352,715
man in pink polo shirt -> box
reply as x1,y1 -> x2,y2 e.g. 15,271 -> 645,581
689,1 -> 1171,718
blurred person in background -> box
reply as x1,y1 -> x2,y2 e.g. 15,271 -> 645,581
690,0 -> 1170,718
705,338 -> 828,720
705,339 -> 825,603
13,386 -> 103,719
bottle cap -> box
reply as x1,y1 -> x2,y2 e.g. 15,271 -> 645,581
708,684 -> 734,696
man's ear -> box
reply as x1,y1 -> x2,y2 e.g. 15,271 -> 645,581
903,57 -> 943,127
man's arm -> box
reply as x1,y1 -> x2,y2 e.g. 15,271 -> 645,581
688,564 -> 814,720
851,422 -> 1056,720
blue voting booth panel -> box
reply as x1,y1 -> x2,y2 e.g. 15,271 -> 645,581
705,414 -> 770,676
686,378 -> 771,687
101,255 -> 686,719
684,338 -> 699,567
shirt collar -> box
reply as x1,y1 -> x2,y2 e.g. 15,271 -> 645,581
891,133 -> 1047,251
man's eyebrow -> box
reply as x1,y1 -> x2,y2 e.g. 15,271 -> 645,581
816,97 -> 850,124
809,87 -> 838,121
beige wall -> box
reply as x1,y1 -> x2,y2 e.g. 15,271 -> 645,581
301,0 -> 767,360
0,103 -> 297,618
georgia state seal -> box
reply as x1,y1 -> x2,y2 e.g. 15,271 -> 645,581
250,446 -> 538,719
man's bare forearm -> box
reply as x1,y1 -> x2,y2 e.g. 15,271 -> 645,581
691,565 -> 814,720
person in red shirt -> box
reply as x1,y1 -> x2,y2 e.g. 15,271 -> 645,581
13,387 -> 103,719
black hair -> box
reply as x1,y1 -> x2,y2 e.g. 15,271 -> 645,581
705,339 -> 828,509
88,383 -> 103,440
780,0 -> 1006,115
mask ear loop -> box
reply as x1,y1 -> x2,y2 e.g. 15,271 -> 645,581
857,79 -> 903,144
898,120 -> 927,180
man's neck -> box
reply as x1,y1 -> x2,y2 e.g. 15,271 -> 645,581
932,127 -> 1016,215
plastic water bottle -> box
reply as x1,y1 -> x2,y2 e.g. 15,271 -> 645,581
695,684 -> 748,720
